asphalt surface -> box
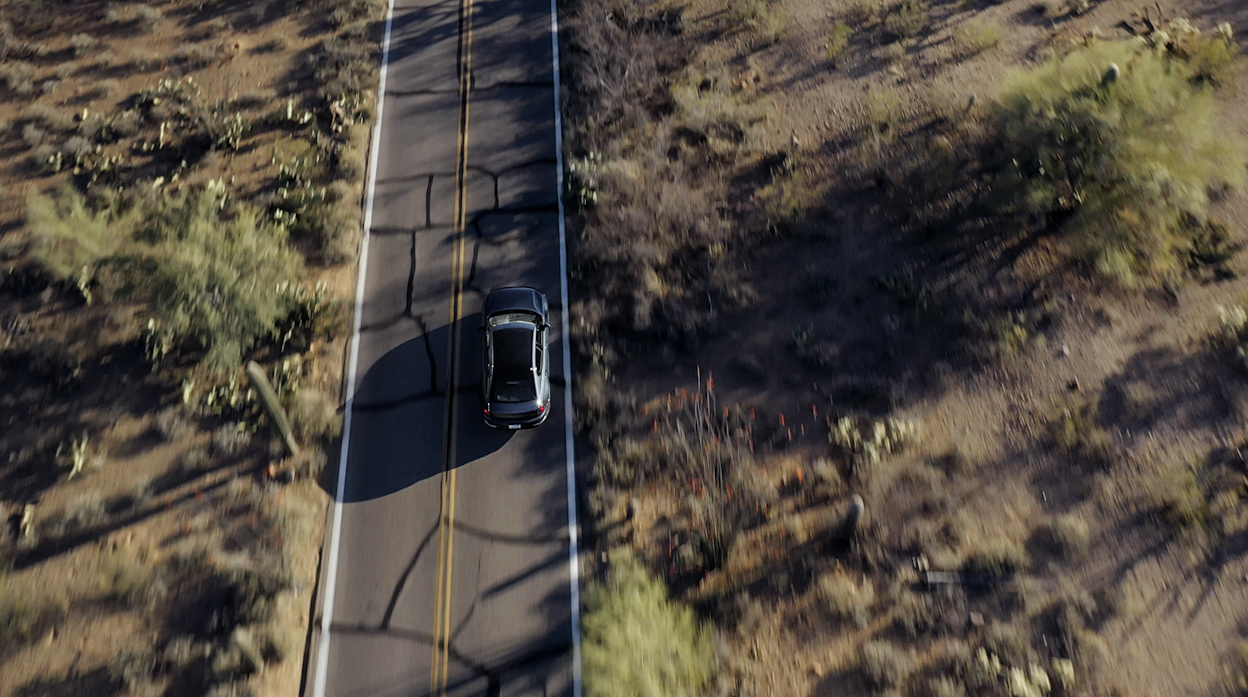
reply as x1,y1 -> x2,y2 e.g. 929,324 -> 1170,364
306,0 -> 574,692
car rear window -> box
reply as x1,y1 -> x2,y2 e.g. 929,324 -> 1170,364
491,375 -> 537,403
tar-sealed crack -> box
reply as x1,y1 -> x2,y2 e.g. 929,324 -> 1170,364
415,314 -> 440,393
386,79 -> 555,97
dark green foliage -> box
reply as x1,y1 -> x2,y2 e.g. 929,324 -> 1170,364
993,41 -> 1244,284
218,559 -> 292,626
826,23 -> 853,66
883,0 -> 927,40
28,185 -> 306,371
581,554 -> 714,697
142,189 -> 304,371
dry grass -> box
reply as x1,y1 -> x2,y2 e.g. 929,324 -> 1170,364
288,387 -> 343,443
820,571 -> 874,627
1037,514 -> 1090,561
956,16 -> 1001,55
0,581 -> 63,656
860,640 -> 913,688
1051,399 -> 1113,466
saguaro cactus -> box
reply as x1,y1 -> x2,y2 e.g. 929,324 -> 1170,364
246,361 -> 300,458
841,494 -> 865,538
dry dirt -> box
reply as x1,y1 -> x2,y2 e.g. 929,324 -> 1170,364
576,0 -> 1248,696
0,1 -> 372,695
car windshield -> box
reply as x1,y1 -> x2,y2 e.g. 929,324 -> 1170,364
491,374 -> 537,403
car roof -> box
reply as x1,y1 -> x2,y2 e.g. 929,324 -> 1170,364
491,325 -> 534,371
484,287 -> 544,319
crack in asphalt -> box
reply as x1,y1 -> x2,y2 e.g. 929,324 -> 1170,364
327,621 -> 571,692
450,520 -> 570,545
381,521 -> 443,630
415,314 -> 441,393
387,80 -> 555,97
405,233 -> 418,319
425,174 -> 435,229
376,159 -> 560,188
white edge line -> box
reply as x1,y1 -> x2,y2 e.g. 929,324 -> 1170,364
549,1 -> 583,695
311,3 -> 396,696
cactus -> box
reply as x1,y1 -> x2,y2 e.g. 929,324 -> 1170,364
58,432 -> 89,479
231,627 -> 266,674
841,494 -> 864,538
247,360 -> 300,457
830,415 -> 918,465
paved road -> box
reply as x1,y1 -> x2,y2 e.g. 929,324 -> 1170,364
305,0 -> 577,693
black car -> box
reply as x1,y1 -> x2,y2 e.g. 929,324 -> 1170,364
480,287 -> 551,429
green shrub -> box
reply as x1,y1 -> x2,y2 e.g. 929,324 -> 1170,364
145,190 -> 304,370
219,559 -> 292,626
27,187 -> 140,303
846,0 -> 879,23
329,0 -> 385,28
993,40 -> 1244,284
582,554 -> 714,697
883,0 -> 927,40
315,205 -> 360,265
957,16 -> 1001,55
312,36 -> 377,111
29,186 -> 305,370
1051,400 -> 1113,465
1158,466 -> 1208,529
668,67 -> 760,143
825,24 -> 853,66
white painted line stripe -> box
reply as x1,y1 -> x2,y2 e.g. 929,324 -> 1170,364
548,1 -> 583,695
311,2 -> 396,695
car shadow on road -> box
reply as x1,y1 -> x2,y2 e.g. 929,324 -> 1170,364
323,314 -> 514,503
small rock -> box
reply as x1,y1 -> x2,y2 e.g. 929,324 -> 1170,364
44,627 -> 56,646
1068,378 -> 1080,392
812,662 -> 825,678
1061,344 -> 1070,357
969,611 -> 985,627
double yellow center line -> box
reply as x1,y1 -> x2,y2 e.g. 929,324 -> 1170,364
430,0 -> 475,690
